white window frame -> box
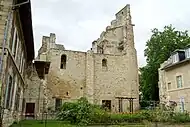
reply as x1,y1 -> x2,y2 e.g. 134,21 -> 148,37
167,82 -> 171,90
15,35 -> 20,60
172,53 -> 179,63
11,27 -> 17,54
185,48 -> 190,58
176,75 -> 182,88
179,97 -> 185,112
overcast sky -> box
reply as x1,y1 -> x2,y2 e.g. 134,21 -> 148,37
31,0 -> 190,67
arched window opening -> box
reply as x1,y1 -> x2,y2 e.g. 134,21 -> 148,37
102,59 -> 107,67
60,54 -> 67,69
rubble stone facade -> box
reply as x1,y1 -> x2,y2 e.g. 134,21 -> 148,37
0,0 -> 35,126
25,4 -> 139,115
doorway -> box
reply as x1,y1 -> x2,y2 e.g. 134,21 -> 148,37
118,99 -> 123,112
25,103 -> 35,119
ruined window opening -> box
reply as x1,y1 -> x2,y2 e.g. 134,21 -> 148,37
102,59 -> 107,67
60,54 -> 66,69
55,98 -> 62,110
102,100 -> 111,111
97,46 -> 104,54
66,92 -> 69,96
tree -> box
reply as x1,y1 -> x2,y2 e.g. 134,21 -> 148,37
140,25 -> 190,105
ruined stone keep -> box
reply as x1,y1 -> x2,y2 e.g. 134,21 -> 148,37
25,4 -> 139,116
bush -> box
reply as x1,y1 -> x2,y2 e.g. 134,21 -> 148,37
57,97 -> 109,125
110,113 -> 145,123
172,112 -> 190,123
57,98 -> 190,125
57,97 -> 92,125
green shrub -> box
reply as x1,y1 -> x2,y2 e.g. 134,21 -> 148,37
57,98 -> 190,125
172,112 -> 190,123
57,97 -> 108,125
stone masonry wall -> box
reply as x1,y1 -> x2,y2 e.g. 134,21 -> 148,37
93,53 -> 139,112
47,49 -> 86,102
33,4 -> 139,113
92,4 -> 133,55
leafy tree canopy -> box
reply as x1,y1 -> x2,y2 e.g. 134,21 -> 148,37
140,25 -> 190,105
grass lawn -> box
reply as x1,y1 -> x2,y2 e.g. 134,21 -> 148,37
10,120 -> 190,127
10,120 -> 146,127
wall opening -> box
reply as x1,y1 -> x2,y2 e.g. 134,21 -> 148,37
102,58 -> 108,71
102,100 -> 111,111
25,103 -> 35,119
60,54 -> 67,69
118,99 -> 123,112
102,59 -> 107,67
55,98 -> 62,110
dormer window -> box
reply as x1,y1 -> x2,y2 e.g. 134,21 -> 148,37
185,48 -> 190,58
172,53 -> 179,63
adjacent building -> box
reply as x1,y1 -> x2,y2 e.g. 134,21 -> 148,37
0,0 -> 34,126
159,45 -> 190,112
24,4 -> 139,118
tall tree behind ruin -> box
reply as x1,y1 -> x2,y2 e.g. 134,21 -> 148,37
140,25 -> 190,106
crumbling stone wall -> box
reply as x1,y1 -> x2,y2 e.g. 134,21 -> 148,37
47,49 -> 86,101
32,4 -> 139,113
24,63 -> 54,119
92,4 -> 133,55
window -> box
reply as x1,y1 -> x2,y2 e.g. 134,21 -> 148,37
167,82 -> 171,90
11,27 -> 17,55
13,32 -> 18,57
180,97 -> 185,112
60,55 -> 66,69
9,21 -> 15,50
97,46 -> 103,54
172,53 -> 179,63
0,5 -> 4,11
102,100 -> 111,111
19,52 -> 23,72
102,59 -> 107,67
186,48 -> 190,58
5,75 -> 13,109
176,75 -> 182,88
102,59 -> 107,71
15,86 -> 21,111
55,98 -> 62,110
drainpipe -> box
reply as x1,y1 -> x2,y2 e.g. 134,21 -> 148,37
0,0 -> 30,126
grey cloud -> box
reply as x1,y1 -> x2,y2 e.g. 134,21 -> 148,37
31,0 -> 190,67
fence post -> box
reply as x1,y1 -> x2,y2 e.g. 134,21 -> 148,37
41,99 -> 44,123
44,112 -> 47,127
